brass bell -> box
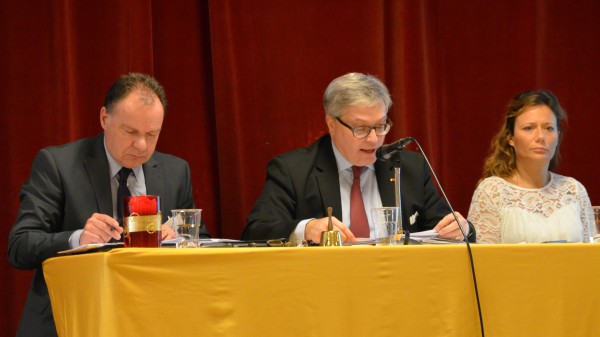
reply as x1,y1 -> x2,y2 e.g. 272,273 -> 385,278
320,207 -> 343,246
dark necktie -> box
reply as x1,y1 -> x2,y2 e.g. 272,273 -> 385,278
116,167 -> 133,225
350,166 -> 370,238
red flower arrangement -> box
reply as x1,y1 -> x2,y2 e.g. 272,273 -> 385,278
124,195 -> 160,216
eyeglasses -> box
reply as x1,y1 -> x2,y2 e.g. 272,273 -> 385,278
335,117 -> 393,139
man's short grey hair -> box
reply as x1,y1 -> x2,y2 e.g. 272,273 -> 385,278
323,72 -> 392,118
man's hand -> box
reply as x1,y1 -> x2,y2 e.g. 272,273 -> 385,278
305,216 -> 356,243
80,213 -> 123,245
161,224 -> 176,240
433,212 -> 469,241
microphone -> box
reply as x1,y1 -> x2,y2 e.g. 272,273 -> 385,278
376,137 -> 413,160
378,137 -> 467,237
378,137 -> 485,337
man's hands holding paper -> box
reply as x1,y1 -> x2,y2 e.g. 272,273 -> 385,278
433,212 -> 469,241
80,213 -> 122,245
301,211 -> 468,244
160,224 -> 176,240
79,212 -> 175,246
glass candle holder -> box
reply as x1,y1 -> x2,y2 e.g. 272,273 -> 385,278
123,195 -> 162,248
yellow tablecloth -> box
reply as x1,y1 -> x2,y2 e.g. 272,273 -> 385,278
43,244 -> 600,337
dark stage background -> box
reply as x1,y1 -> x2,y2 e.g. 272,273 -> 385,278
1,1 -> 599,334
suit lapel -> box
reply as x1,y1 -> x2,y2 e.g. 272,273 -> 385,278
84,135 -> 113,215
143,156 -> 171,223
143,156 -> 163,196
314,137 -> 343,220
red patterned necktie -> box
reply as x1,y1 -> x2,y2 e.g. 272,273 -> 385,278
350,166 -> 370,238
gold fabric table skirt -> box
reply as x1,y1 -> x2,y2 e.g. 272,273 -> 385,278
43,244 -> 600,337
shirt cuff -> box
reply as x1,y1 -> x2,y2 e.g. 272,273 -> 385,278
290,219 -> 314,241
68,229 -> 83,248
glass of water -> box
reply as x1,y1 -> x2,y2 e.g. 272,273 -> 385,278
171,209 -> 202,248
371,207 -> 399,246
592,206 -> 600,242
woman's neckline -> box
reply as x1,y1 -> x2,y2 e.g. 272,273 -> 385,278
501,172 -> 553,190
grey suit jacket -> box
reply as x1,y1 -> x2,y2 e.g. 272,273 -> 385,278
8,133 -> 207,337
242,135 -> 452,240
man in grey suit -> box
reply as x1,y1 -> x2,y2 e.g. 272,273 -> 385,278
8,73 -> 209,337
243,72 -> 472,243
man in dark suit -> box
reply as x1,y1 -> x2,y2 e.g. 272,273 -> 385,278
8,73 -> 209,337
243,72 -> 471,243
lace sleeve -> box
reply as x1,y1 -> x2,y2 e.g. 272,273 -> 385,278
576,180 -> 596,237
468,180 -> 502,244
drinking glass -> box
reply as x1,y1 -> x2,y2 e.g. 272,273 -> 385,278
372,207 -> 399,246
592,206 -> 600,242
171,209 -> 203,248
123,195 -> 162,248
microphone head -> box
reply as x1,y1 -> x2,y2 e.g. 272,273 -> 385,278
375,146 -> 389,160
376,137 -> 413,160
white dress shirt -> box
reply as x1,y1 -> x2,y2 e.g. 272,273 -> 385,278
68,137 -> 146,247
290,139 -> 383,240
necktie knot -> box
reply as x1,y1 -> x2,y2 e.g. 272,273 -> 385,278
117,167 -> 133,187
352,166 -> 364,181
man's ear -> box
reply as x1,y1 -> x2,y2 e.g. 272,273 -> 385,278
325,114 -> 335,133
100,107 -> 109,129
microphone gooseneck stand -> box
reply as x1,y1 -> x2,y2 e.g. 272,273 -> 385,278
388,151 -> 411,245
381,137 -> 485,337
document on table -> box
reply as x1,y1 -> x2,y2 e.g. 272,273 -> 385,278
410,229 -> 465,244
161,238 -> 242,244
410,229 -> 438,240
57,242 -> 124,255
350,238 -> 376,245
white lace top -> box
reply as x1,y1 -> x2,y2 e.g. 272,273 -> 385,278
468,172 -> 595,244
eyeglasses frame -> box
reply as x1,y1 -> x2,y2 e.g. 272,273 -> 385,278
335,117 -> 393,139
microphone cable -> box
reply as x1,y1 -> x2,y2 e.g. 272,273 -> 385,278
408,137 -> 485,337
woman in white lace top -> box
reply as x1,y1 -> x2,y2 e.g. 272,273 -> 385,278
468,90 -> 595,244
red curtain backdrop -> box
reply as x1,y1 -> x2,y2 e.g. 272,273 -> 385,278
1,0 -> 599,334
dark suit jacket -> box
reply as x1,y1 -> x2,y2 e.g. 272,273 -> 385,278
8,134 -> 208,337
242,135 -> 452,240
